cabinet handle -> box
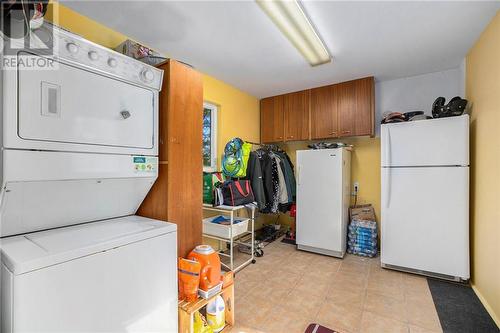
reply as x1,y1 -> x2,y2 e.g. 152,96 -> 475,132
341,130 -> 351,135
277,136 -> 283,139
329,132 -> 337,135
287,135 -> 294,139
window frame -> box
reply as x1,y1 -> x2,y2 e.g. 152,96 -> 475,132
203,102 -> 218,172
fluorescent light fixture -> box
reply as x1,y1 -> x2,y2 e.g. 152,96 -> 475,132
256,0 -> 331,66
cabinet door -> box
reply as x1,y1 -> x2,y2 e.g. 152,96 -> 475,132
337,81 -> 356,137
261,96 -> 284,143
354,77 -> 375,136
284,90 -> 310,141
311,85 -> 338,139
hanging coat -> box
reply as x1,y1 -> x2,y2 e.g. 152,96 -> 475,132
244,152 -> 266,210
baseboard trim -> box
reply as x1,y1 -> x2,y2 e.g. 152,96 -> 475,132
471,284 -> 500,328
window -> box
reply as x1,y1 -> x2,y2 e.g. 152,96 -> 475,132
203,102 -> 218,172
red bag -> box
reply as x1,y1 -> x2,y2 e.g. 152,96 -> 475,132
221,180 -> 255,206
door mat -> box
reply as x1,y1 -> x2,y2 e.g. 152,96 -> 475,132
304,323 -> 341,333
427,278 -> 499,333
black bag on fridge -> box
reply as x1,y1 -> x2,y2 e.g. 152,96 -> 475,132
221,180 -> 255,206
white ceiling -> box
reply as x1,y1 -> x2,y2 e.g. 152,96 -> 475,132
63,1 -> 500,98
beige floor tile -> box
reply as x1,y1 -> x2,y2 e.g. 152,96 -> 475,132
366,276 -> 405,301
359,311 -> 409,333
232,245 -> 444,333
408,324 -> 443,333
364,290 -> 408,323
234,279 -> 260,298
403,274 -> 432,299
285,317 -> 317,333
326,284 -> 366,309
302,269 -> 336,284
309,258 -> 342,275
331,271 -> 368,294
338,261 -> 371,276
296,275 -> 331,298
257,305 -> 293,333
405,297 -> 442,332
227,324 -> 266,333
316,300 -> 363,333
281,288 -> 325,318
369,267 -> 404,284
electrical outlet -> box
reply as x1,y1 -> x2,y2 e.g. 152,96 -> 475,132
353,182 -> 359,195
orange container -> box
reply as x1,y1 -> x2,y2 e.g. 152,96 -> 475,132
187,245 -> 221,293
178,258 -> 201,302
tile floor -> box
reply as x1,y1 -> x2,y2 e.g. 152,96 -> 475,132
228,239 -> 443,333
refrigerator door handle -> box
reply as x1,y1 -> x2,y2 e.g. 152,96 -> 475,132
297,165 -> 301,186
384,127 -> 392,167
384,168 -> 392,208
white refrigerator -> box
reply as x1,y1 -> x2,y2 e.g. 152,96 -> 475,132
296,148 -> 351,258
381,115 -> 469,281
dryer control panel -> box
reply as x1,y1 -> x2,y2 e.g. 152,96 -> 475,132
52,26 -> 163,91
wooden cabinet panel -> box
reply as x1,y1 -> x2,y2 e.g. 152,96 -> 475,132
260,96 -> 284,143
139,60 -> 203,258
284,90 -> 310,141
337,81 -> 356,137
354,77 -> 375,136
167,60 -> 203,258
311,85 -> 338,139
260,77 -> 374,142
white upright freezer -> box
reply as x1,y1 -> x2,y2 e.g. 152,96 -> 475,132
296,148 -> 351,258
381,115 -> 470,281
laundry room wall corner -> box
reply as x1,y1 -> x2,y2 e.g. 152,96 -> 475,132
466,9 -> 500,327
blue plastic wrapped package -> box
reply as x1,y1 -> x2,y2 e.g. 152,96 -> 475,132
347,218 -> 378,258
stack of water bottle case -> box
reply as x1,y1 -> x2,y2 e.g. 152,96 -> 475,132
347,205 -> 378,257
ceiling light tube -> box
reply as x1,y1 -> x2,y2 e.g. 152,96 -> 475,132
256,0 -> 331,66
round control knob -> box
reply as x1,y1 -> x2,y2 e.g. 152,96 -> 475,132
66,42 -> 78,54
107,58 -> 118,68
140,69 -> 154,83
88,51 -> 99,61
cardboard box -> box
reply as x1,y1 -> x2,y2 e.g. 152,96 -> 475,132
350,204 -> 376,222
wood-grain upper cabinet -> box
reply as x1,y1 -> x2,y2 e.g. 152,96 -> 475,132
311,85 -> 338,139
260,76 -> 374,141
353,77 -> 375,136
261,95 -> 284,143
284,90 -> 310,141
337,80 -> 356,137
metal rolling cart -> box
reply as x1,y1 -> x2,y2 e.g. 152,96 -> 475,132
202,203 -> 256,273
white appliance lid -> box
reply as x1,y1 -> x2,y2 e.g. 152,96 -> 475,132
0,215 -> 176,275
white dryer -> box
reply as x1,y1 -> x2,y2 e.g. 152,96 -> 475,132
0,24 -> 177,332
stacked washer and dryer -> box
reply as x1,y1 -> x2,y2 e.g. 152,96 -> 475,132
0,25 -> 178,332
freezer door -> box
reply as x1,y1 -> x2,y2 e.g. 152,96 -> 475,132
381,167 -> 469,279
6,230 -> 178,333
381,115 -> 469,167
296,149 -> 345,253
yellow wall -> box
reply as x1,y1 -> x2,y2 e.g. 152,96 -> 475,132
45,2 -> 127,49
466,10 -> 500,327
202,75 -> 260,168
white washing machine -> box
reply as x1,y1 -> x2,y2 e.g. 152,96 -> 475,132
0,23 -> 178,332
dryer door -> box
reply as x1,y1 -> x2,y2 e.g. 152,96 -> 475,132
17,52 -> 155,153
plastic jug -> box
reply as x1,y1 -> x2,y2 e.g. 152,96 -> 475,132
178,258 -> 201,302
193,311 -> 213,333
206,296 -> 225,332
187,245 -> 221,293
